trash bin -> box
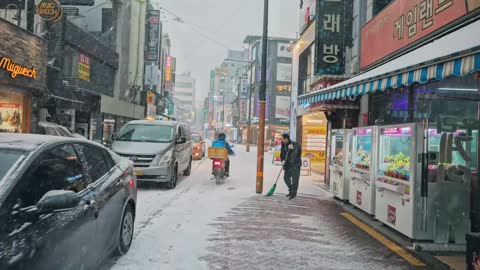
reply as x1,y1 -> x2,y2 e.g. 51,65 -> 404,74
466,233 -> 480,270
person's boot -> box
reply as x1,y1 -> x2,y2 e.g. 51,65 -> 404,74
286,192 -> 292,197
289,193 -> 297,200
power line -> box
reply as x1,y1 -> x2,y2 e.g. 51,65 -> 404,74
153,4 -> 231,50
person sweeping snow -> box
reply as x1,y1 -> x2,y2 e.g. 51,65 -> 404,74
280,133 -> 302,200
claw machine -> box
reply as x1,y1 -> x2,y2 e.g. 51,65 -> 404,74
329,129 -> 352,200
375,123 -> 472,242
349,126 -> 378,215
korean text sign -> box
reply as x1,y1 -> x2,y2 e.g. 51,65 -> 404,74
146,10 -> 161,62
78,53 -> 90,81
315,0 -> 353,76
360,0 -> 478,69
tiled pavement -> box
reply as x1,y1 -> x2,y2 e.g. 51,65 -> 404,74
200,195 -> 434,270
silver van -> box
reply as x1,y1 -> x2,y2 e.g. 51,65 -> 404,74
111,120 -> 192,189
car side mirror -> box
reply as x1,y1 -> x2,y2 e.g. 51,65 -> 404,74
37,190 -> 81,213
111,133 -> 117,141
176,136 -> 187,144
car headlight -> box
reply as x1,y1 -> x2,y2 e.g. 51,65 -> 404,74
158,150 -> 173,166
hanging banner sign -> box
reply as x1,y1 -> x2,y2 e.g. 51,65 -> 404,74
315,0 -> 353,75
37,0 -> 63,22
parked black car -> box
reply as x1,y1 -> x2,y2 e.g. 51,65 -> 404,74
0,134 -> 137,270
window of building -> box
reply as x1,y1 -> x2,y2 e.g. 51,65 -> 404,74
373,0 -> 394,16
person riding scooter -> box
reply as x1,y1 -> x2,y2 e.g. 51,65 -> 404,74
212,132 -> 234,176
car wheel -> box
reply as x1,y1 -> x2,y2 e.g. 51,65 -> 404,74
167,166 -> 177,189
183,158 -> 192,176
115,204 -> 134,256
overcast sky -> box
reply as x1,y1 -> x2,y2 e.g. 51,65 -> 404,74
154,0 -> 300,105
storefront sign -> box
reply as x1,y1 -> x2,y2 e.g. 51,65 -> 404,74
0,57 -> 36,79
361,0 -> 480,69
164,56 -> 172,91
314,0 -> 353,75
240,79 -> 248,99
310,78 -> 344,93
146,10 -> 161,61
276,84 -> 292,92
37,0 -> 63,22
78,53 -> 90,81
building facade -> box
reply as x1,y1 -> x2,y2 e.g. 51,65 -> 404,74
172,72 -> 195,124
0,18 -> 47,134
243,36 -> 294,146
295,0 -> 480,258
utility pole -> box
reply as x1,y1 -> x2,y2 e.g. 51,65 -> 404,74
256,0 -> 268,194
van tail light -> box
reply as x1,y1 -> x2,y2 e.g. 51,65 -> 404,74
213,160 -> 223,168
129,179 -> 135,188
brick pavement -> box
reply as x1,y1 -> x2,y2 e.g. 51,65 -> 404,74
200,195 -> 430,270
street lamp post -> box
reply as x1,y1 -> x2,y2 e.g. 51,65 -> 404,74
256,0 -> 269,194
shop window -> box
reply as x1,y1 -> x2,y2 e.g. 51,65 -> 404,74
414,75 -> 480,230
0,89 -> 25,133
371,87 -> 410,125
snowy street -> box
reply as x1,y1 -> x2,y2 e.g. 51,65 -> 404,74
104,145 -> 439,270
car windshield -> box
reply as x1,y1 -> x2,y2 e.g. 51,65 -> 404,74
192,135 -> 201,143
116,124 -> 173,143
0,149 -> 26,182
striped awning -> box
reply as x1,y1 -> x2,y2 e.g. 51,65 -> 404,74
298,20 -> 480,105
299,54 -> 480,105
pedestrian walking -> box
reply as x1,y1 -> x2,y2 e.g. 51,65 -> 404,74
280,133 -> 302,200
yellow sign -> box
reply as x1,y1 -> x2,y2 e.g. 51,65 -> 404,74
37,0 -> 63,22
78,53 -> 90,81
0,57 -> 36,79
305,126 -> 327,135
302,151 -> 326,163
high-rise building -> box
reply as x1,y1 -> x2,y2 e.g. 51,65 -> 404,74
173,72 -> 196,123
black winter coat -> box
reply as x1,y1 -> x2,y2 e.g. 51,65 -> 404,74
280,141 -> 302,169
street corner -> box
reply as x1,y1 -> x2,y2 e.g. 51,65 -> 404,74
199,194 -> 426,270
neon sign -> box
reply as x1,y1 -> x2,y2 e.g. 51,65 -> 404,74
0,57 -> 37,79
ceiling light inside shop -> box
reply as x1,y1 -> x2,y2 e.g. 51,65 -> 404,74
437,88 -> 478,92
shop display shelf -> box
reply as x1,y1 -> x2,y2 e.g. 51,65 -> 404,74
375,179 -> 405,194
377,175 -> 410,186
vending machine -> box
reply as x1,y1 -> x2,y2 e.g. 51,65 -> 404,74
349,126 -> 378,215
329,129 -> 352,200
375,123 -> 472,242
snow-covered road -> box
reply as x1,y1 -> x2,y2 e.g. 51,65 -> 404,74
104,145 -> 434,270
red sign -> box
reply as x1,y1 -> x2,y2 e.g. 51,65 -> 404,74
0,103 -> 20,108
387,205 -> 397,225
356,191 -> 362,205
362,113 -> 369,125
360,0 -> 475,69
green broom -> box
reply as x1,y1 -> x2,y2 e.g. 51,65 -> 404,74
265,150 -> 289,197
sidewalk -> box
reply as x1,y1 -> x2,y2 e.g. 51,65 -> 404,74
199,148 -> 449,270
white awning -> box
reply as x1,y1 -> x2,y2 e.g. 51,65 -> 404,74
299,20 -> 480,104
